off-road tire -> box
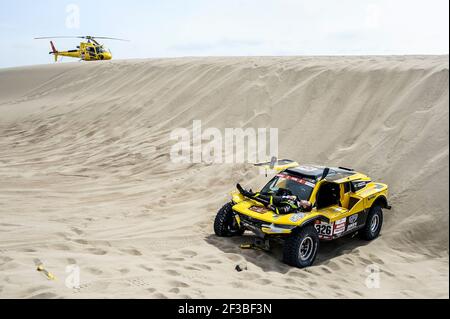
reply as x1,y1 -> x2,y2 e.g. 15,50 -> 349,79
214,203 -> 244,237
283,225 -> 319,268
360,205 -> 383,241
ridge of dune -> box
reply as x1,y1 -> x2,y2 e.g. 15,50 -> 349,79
0,56 -> 448,299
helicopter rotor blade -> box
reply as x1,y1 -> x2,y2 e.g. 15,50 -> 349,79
34,36 -> 86,40
35,36 -> 129,41
91,37 -> 130,42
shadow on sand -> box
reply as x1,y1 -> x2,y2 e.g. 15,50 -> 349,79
205,232 -> 371,274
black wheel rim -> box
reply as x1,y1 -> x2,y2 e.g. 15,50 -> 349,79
227,216 -> 240,233
370,214 -> 380,233
299,237 -> 314,261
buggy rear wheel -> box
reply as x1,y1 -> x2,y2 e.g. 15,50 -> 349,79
360,205 -> 383,240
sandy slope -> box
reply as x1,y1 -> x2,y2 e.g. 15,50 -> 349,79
0,56 -> 448,299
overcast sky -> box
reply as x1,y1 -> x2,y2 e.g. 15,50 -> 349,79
0,0 -> 448,68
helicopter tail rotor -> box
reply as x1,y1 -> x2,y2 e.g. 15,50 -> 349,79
49,41 -> 59,62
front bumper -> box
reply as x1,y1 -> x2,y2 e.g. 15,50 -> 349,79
237,214 -> 294,237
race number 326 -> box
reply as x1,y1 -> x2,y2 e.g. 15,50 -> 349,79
314,223 -> 332,235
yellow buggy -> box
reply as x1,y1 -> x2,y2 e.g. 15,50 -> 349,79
214,160 -> 391,268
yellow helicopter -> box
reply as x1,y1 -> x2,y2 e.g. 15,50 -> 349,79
34,35 -> 129,62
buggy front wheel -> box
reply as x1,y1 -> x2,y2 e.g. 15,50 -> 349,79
214,203 -> 245,237
283,225 -> 319,268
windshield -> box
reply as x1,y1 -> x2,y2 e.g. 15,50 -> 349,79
96,46 -> 106,53
261,173 -> 316,201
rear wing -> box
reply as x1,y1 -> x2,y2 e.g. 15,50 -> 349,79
254,157 -> 299,176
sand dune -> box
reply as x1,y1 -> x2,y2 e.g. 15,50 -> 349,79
0,56 -> 448,299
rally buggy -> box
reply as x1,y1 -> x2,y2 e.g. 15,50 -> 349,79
214,160 -> 391,268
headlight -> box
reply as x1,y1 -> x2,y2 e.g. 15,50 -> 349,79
231,192 -> 242,203
261,223 -> 295,234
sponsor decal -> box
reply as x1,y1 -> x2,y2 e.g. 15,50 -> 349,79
349,214 -> 358,224
355,181 -> 366,188
249,206 -> 269,214
352,180 -> 369,192
316,218 -> 349,237
333,217 -> 346,235
347,215 -> 358,231
277,173 -> 316,188
289,213 -> 306,223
